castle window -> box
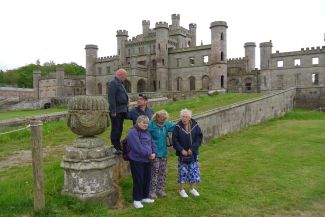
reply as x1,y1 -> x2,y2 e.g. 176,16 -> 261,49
203,56 -> 209,64
118,49 -> 120,55
263,76 -> 267,86
221,52 -> 224,61
138,60 -> 146,66
97,67 -> 102,75
177,58 -> 182,67
312,57 -> 319,65
106,66 -> 111,74
277,60 -> 283,68
188,41 -> 191,47
221,75 -> 224,88
158,44 -> 161,50
189,57 -> 195,66
128,49 -> 130,56
162,59 -> 165,65
294,59 -> 301,66
312,73 -> 319,85
221,32 -> 224,40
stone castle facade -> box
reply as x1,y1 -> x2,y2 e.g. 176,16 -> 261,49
32,14 -> 325,98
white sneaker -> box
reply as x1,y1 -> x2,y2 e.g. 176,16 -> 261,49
190,188 -> 200,196
141,198 -> 155,203
179,189 -> 189,198
133,201 -> 144,209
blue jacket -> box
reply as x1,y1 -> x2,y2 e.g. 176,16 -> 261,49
148,120 -> 175,158
126,126 -> 157,162
172,119 -> 203,156
128,107 -> 154,125
108,77 -> 129,113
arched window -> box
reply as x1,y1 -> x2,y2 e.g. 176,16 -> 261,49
221,52 -> 224,61
177,77 -> 182,91
221,32 -> 224,40
124,80 -> 131,93
137,79 -> 146,93
97,83 -> 102,95
202,75 -> 209,90
221,75 -> 224,88
189,76 -> 195,91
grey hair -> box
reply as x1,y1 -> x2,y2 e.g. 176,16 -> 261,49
180,108 -> 192,118
136,115 -> 149,125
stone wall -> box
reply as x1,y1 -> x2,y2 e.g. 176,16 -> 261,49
295,85 -> 325,109
0,87 -> 34,99
193,88 -> 296,143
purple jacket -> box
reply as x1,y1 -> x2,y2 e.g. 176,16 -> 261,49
126,126 -> 157,162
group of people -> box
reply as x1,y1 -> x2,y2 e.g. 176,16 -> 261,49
108,68 -> 203,209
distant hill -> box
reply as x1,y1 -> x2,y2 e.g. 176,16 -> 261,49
0,62 -> 85,88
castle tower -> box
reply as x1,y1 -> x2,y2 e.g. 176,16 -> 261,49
260,41 -> 273,70
171,14 -> 180,28
85,44 -> 98,96
116,30 -> 128,66
155,22 -> 169,91
209,21 -> 228,90
56,67 -> 65,97
142,20 -> 150,36
244,42 -> 256,72
189,23 -> 197,47
32,70 -> 41,99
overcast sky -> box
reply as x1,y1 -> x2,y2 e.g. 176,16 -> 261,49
0,0 -> 324,71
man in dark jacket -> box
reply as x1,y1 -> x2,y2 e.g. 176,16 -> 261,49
128,94 -> 154,125
108,68 -> 129,153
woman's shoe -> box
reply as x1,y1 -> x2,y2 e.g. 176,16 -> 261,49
189,188 -> 200,196
141,198 -> 155,203
179,189 -> 188,198
133,201 -> 144,208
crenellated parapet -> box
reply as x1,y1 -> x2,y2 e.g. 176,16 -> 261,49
142,20 -> 150,25
172,14 -> 180,20
189,23 -> 197,29
96,55 -> 119,62
272,46 -> 325,57
155,22 -> 169,29
116,30 -> 128,37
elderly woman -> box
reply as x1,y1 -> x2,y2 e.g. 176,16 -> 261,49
148,110 -> 175,198
126,115 -> 157,208
172,108 -> 203,198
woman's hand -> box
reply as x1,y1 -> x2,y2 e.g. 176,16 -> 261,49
188,149 -> 193,156
149,153 -> 156,160
181,149 -> 188,156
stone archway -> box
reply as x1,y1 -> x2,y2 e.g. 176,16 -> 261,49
124,80 -> 131,93
202,75 -> 209,90
176,77 -> 183,91
137,79 -> 146,93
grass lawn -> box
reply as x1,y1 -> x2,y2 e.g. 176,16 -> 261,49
0,109 -> 324,216
0,107 -> 67,121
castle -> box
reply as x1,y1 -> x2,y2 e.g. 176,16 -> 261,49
33,14 -> 325,99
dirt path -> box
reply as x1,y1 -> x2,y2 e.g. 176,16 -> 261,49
0,145 -> 64,171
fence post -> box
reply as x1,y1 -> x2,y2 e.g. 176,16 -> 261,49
30,119 -> 45,212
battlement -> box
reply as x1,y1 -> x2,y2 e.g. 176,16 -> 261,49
155,22 -> 169,29
116,30 -> 128,37
259,41 -> 272,47
244,42 -> 256,47
172,14 -> 180,19
228,57 -> 246,62
189,23 -> 197,29
142,20 -> 150,25
96,55 -> 119,62
272,45 -> 325,57
210,21 -> 228,28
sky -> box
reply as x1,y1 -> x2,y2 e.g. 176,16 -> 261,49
0,0 -> 324,71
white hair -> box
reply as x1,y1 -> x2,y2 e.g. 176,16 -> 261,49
136,115 -> 149,124
180,108 -> 192,118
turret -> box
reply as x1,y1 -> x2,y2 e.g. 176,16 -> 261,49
32,69 -> 41,99
142,20 -> 150,36
260,41 -> 273,70
155,22 -> 169,91
56,67 -> 64,97
244,42 -> 256,72
116,30 -> 128,66
209,21 -> 228,90
171,14 -> 180,28
85,44 -> 98,95
189,23 -> 197,47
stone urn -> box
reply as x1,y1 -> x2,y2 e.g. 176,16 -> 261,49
61,95 -> 118,207
67,95 -> 109,137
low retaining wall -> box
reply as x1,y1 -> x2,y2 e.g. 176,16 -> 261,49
194,88 -> 296,143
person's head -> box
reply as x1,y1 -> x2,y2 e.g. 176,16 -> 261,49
136,115 -> 149,130
137,94 -> 148,108
115,68 -> 127,81
180,108 -> 192,125
152,110 -> 169,125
